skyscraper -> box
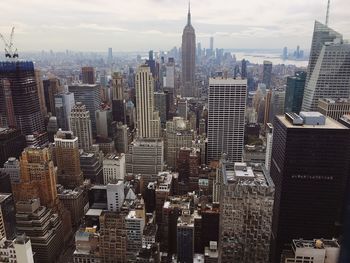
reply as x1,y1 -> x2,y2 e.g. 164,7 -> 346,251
70,102 -> 93,151
81,66 -> 95,84
12,147 -> 58,209
107,48 -> 113,64
284,71 -> 306,113
181,3 -> 196,97
68,84 -> 101,135
218,160 -> 274,262
0,128 -> 26,167
207,78 -> 247,162
241,59 -> 247,79
262,61 -> 272,88
270,112 -> 350,262
210,36 -> 214,51
54,92 -> 75,131
302,21 -> 350,111
135,65 -> 160,139
111,72 -> 126,124
54,130 -> 84,189
0,61 -> 47,146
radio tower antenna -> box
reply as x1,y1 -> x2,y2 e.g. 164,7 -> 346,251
325,0 -> 330,26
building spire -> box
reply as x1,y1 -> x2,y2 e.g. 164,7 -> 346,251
325,0 -> 330,26
187,1 -> 191,25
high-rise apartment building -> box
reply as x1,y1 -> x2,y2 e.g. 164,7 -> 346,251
207,78 -> 247,162
165,117 -> 194,169
181,4 -> 196,97
263,61 -> 273,88
0,61 -> 47,146
302,22 -> 350,111
99,211 -> 127,262
284,71 -> 306,113
218,159 -> 274,263
54,130 -> 84,189
81,67 -> 95,84
270,112 -> 350,262
135,65 -> 160,139
318,98 -> 350,121
70,102 -> 93,151
68,84 -> 101,135
12,147 -> 58,209
54,92 -> 75,131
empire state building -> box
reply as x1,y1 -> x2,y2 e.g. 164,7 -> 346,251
181,3 -> 196,97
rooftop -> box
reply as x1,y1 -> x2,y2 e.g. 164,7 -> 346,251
209,77 -> 247,86
320,98 -> 350,104
279,113 -> 347,129
0,193 -> 12,203
292,239 -> 340,249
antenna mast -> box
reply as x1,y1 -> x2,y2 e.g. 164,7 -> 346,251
325,0 -> 330,26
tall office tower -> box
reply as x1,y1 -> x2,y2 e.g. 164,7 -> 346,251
12,148 -> 59,209
0,128 -> 26,167
68,84 -> 101,135
80,151 -> 103,184
99,211 -> 127,262
269,89 -> 286,121
43,78 -> 62,115
270,112 -> 350,263
262,61 -> 273,88
54,92 -> 75,131
81,67 -> 95,84
54,130 -> 83,189
16,199 -> 64,263
302,22 -> 350,111
107,47 -> 113,64
34,69 -> 47,116
116,122 -> 129,153
177,98 -> 188,120
126,203 -> 146,262
0,61 -> 48,146
165,58 -> 175,89
135,65 -> 160,139
207,78 -> 247,163
284,71 -> 306,113
197,42 -> 202,58
0,194 -> 16,240
154,92 -> 167,123
111,72 -> 126,123
70,102 -> 93,151
210,36 -> 214,51
95,108 -> 113,138
181,3 -> 196,97
126,139 -> 164,192
103,153 -> 126,184
0,171 -> 12,193
177,210 -> 195,263
165,117 -> 193,169
13,234 -> 35,263
265,123 -> 273,172
263,89 -> 272,128
218,160 -> 274,263
46,116 -> 58,142
241,59 -> 247,79
318,98 -> 350,120
282,47 -> 288,60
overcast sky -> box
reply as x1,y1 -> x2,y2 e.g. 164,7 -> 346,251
0,0 -> 349,52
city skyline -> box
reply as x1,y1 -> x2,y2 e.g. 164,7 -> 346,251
0,0 -> 350,52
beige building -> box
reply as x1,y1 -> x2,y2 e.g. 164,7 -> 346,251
135,65 -> 160,139
318,98 -> 350,121
70,102 -> 93,151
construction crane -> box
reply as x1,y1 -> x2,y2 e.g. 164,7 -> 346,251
0,26 -> 18,58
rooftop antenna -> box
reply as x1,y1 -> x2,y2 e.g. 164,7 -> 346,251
325,0 -> 330,26
0,26 -> 18,59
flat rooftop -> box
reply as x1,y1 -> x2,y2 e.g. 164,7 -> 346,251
278,115 -> 347,129
293,239 -> 340,249
209,77 -> 247,86
320,98 -> 350,104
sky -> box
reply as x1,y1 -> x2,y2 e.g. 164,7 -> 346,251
0,0 -> 349,52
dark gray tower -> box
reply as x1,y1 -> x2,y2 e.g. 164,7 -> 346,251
181,2 -> 196,97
